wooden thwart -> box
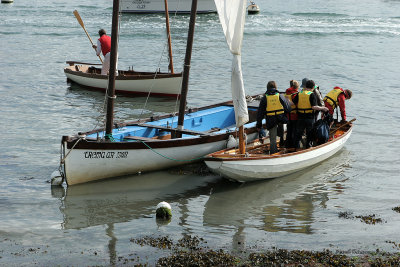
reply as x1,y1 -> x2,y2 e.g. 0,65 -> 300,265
136,123 -> 212,136
124,136 -> 160,141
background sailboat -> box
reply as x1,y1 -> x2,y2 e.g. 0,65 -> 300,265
65,7 -> 182,97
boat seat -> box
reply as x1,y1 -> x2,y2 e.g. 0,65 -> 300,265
136,123 -> 212,136
124,136 -> 160,141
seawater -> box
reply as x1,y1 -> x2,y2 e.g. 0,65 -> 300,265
1,0 -> 400,265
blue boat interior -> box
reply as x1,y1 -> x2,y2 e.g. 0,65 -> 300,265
87,105 -> 259,142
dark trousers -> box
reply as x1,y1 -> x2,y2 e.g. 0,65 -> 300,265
286,119 -> 297,148
295,117 -> 315,149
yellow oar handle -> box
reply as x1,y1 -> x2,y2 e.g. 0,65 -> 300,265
73,10 -> 103,63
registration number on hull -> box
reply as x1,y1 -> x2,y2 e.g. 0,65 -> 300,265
83,151 -> 129,159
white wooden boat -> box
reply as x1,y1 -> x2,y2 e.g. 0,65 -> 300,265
121,0 -> 216,14
64,61 -> 183,97
61,100 -> 262,185
204,120 -> 354,182
57,0 -> 262,186
247,1 -> 260,14
67,7 -> 182,97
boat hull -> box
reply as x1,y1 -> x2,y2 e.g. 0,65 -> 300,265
61,99 -> 263,185
63,135 -> 257,185
64,63 -> 183,97
121,0 -> 216,13
205,126 -> 353,182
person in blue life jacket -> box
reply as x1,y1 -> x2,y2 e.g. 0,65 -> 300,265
256,81 -> 291,154
292,79 -> 329,149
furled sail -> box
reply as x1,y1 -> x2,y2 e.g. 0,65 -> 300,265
214,0 -> 249,127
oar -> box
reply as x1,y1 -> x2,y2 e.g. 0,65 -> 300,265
73,10 -> 103,63
330,118 -> 356,135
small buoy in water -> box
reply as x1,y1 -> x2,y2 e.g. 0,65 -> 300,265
227,135 -> 237,148
247,1 -> 260,14
50,170 -> 63,186
156,201 -> 172,220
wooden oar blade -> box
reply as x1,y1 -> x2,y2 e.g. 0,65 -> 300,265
73,10 -> 85,28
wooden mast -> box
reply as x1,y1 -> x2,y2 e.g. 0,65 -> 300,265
176,0 -> 198,138
164,0 -> 174,73
239,126 -> 246,154
105,0 -> 120,139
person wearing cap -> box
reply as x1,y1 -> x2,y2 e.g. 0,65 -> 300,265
323,87 -> 352,122
300,78 -> 308,89
284,80 -> 300,148
292,79 -> 329,149
301,78 -> 324,114
92,29 -> 112,75
256,81 -> 291,154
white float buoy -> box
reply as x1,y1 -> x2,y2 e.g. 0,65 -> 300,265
156,201 -> 172,219
50,170 -> 63,186
227,135 -> 237,148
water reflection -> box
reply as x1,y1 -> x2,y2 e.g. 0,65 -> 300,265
52,168 -> 221,230
51,167 -> 222,265
203,150 -> 351,238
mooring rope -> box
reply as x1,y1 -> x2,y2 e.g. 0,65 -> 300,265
140,140 -> 206,162
60,137 -> 84,164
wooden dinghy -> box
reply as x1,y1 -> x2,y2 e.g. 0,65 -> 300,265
204,119 -> 355,182
61,100 -> 262,186
247,1 -> 260,14
64,61 -> 183,97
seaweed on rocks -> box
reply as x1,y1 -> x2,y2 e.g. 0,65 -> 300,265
128,235 -> 400,266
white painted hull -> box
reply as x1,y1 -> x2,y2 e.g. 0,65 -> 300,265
63,132 -> 258,185
205,127 -> 352,182
247,4 -> 260,14
65,71 -> 182,96
121,0 -> 216,13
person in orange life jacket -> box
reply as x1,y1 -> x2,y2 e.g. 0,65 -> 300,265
92,29 -> 113,75
256,81 -> 291,154
284,80 -> 300,148
323,87 -> 352,122
292,79 -> 329,149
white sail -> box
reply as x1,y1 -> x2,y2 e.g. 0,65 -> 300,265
214,0 -> 249,127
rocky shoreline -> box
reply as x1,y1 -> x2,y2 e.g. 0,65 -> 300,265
127,235 -> 400,266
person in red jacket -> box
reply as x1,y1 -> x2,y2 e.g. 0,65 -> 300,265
92,29 -> 112,75
323,87 -> 352,122
284,80 -> 299,148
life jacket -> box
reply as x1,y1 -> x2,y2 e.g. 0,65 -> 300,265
285,92 -> 298,114
266,93 -> 284,115
297,90 -> 313,114
323,87 -> 344,109
98,34 -> 111,56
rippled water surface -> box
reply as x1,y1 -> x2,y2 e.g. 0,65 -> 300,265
1,0 -> 400,265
